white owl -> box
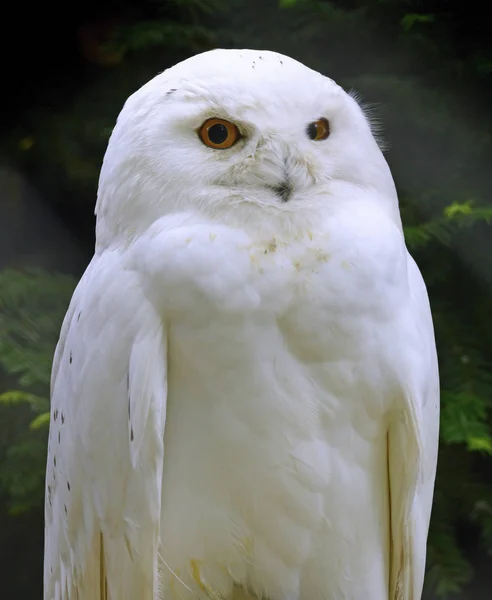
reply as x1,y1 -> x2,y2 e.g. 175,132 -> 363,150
44,49 -> 440,600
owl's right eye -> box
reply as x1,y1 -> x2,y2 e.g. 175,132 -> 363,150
198,118 -> 241,149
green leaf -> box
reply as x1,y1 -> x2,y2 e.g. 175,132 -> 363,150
0,391 -> 36,405
440,391 -> 492,450
0,391 -> 46,408
401,13 -> 436,32
29,412 -> 50,431
444,200 -> 474,219
467,437 -> 492,455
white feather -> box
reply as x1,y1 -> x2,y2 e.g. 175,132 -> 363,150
44,251 -> 167,600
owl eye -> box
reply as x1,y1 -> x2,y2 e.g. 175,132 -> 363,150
198,118 -> 241,149
306,118 -> 330,141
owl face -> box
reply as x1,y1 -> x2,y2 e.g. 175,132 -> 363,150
96,49 -> 397,245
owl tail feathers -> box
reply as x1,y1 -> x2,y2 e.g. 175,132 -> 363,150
388,388 -> 425,600
97,527 -> 161,600
100,533 -> 108,600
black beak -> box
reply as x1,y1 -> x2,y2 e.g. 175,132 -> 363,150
270,181 -> 293,203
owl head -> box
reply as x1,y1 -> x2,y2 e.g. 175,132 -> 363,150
96,49 -> 399,248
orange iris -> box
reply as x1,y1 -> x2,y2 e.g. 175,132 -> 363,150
198,118 -> 241,149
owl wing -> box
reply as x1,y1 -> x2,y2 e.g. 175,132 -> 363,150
44,251 -> 167,600
388,254 -> 440,600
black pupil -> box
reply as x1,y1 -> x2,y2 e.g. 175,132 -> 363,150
307,122 -> 319,140
208,123 -> 229,145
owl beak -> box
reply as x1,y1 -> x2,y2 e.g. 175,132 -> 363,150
269,181 -> 293,202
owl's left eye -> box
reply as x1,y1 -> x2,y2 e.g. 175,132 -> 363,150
306,118 -> 330,141
198,118 -> 241,149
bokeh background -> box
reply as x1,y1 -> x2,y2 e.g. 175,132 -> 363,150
1,0 -> 491,597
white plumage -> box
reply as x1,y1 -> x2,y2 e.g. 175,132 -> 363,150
44,49 -> 440,600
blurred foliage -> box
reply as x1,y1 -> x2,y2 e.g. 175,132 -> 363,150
0,269 -> 75,513
1,0 -> 492,597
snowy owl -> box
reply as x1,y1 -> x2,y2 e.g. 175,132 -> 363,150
44,49 -> 439,600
